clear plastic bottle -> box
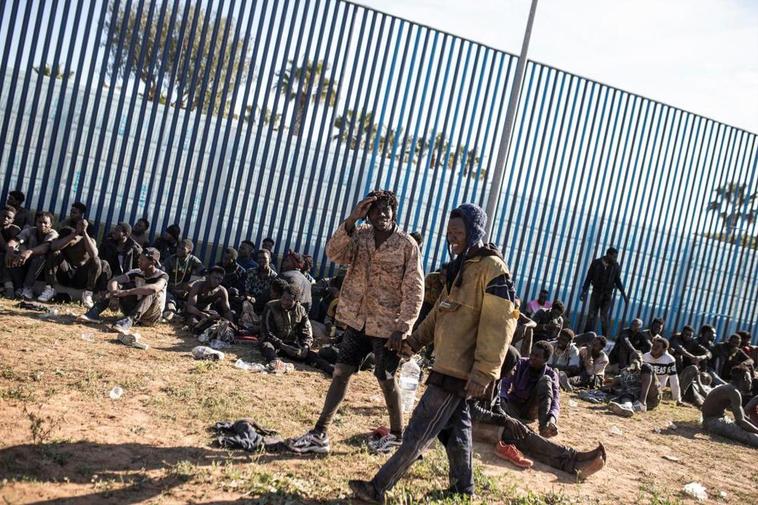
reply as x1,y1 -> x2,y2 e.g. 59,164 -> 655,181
398,359 -> 421,413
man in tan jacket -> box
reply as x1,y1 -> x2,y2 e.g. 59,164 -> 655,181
289,190 -> 424,455
349,203 -> 518,503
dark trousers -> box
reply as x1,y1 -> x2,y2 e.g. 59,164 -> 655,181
372,384 -> 473,495
584,291 -> 613,336
502,426 -> 577,473
503,374 -> 555,429
45,251 -> 108,291
259,341 -> 335,375
9,255 -> 46,289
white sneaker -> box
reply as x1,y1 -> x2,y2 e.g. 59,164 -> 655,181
21,287 -> 34,300
632,401 -> 647,413
81,290 -> 94,309
288,431 -> 330,454
609,401 -> 634,418
37,285 -> 56,302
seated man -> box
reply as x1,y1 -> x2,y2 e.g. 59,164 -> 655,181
217,247 -> 246,293
130,217 -> 150,248
548,329 -> 581,391
571,335 -> 609,389
737,330 -> 758,364
245,248 -> 278,313
0,206 -> 21,297
701,365 -> 758,448
57,202 -> 87,230
609,318 -> 652,371
607,358 -> 659,417
532,301 -> 564,343
5,212 -> 59,300
642,337 -> 686,405
100,222 -> 143,278
260,283 -> 333,374
500,341 -> 560,438
42,218 -> 109,307
525,288 -> 552,317
237,240 -> 258,270
78,248 -> 168,334
153,224 -> 181,260
670,325 -> 711,372
712,334 -> 753,383
642,317 -> 665,341
162,239 -> 204,316
6,190 -> 34,229
279,251 -> 313,314
185,266 -> 235,329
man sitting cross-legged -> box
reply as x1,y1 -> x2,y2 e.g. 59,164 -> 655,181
260,282 -> 334,375
184,266 -> 235,330
6,212 -> 59,300
78,247 -> 168,336
701,365 -> 758,448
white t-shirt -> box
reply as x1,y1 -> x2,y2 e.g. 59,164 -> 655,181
643,351 -> 681,402
115,268 -> 169,312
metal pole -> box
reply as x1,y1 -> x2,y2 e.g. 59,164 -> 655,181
485,0 -> 538,237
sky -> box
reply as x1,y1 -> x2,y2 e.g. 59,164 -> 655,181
359,0 -> 758,133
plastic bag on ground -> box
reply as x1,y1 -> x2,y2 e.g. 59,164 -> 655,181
109,386 -> 124,400
234,359 -> 266,372
682,482 -> 707,501
192,346 -> 225,361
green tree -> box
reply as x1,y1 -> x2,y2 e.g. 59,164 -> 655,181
275,60 -> 337,135
104,1 -> 249,116
333,110 -> 377,149
707,182 -> 758,242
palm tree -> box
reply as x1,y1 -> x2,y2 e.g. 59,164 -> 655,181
333,110 -> 377,150
275,59 -> 337,135
707,182 -> 758,242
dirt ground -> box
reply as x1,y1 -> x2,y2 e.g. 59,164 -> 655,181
0,299 -> 756,505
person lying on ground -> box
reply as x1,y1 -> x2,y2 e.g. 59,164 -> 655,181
701,365 -> 758,448
100,222 -> 142,279
153,223 -> 181,261
289,190 -> 424,457
548,329 -> 581,388
260,282 -> 333,375
469,396 -> 606,480
162,239 -> 204,318
279,251 -> 312,314
609,318 -> 651,371
130,217 -> 150,249
245,248 -> 278,314
236,240 -> 258,270
6,190 -> 34,229
5,212 -> 58,301
0,206 -> 20,297
348,202 -> 517,504
500,341 -> 561,438
712,334 -> 753,383
43,218 -> 110,307
532,301 -> 564,342
607,357 -> 659,417
185,266 -> 235,329
78,247 -> 167,335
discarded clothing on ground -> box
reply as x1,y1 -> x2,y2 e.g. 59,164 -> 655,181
16,301 -> 57,313
198,320 -> 237,344
213,419 -> 284,452
577,390 -> 610,404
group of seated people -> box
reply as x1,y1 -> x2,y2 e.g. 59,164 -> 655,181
2,190 -> 757,465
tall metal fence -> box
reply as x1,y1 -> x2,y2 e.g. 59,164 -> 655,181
0,0 -> 756,340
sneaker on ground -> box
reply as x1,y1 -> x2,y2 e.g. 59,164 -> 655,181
494,441 -> 533,469
81,290 -> 94,309
368,433 -> 402,454
609,401 -> 634,418
77,313 -> 102,324
113,317 -> 134,335
348,479 -> 384,505
288,430 -> 330,454
37,285 -> 56,302
632,401 -> 647,413
21,287 -> 34,300
162,309 -> 174,321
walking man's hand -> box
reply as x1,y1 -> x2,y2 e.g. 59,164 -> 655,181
465,379 -> 486,399
386,331 -> 404,352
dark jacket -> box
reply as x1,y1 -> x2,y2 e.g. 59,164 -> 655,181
582,257 -> 624,296
100,237 -> 142,277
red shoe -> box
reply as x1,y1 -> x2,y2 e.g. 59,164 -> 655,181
495,442 -> 533,469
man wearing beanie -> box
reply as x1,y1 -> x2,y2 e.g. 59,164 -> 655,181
289,190 -> 424,455
350,203 -> 519,503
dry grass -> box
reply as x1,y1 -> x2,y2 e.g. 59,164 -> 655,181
0,299 -> 756,504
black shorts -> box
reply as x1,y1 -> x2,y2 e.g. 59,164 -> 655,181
337,326 -> 400,381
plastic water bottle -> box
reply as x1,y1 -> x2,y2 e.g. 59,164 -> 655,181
399,359 -> 421,413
